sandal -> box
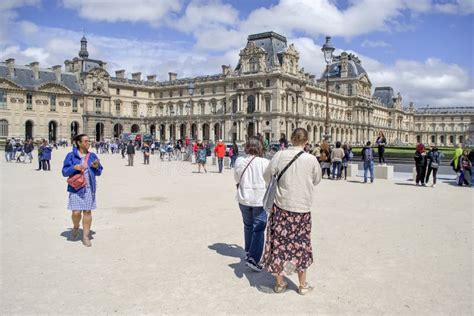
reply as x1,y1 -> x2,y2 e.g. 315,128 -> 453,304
82,238 -> 92,247
274,281 -> 288,294
298,282 -> 314,295
72,227 -> 79,240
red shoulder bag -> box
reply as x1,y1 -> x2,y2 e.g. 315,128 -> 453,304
67,153 -> 91,190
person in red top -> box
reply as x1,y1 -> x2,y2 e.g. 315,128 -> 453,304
214,139 -> 226,173
192,141 -> 199,162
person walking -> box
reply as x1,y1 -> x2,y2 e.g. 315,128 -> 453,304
24,140 -> 34,163
197,143 -> 208,173
341,144 -> 353,180
126,141 -> 135,166
142,143 -> 150,165
361,141 -> 375,183
262,128 -> 322,295
40,140 -> 52,171
376,131 -> 387,165
414,143 -> 428,186
319,141 -> 331,179
234,136 -> 269,272
451,144 -> 463,172
229,141 -> 239,168
330,141 -> 344,180
4,139 -> 12,162
425,146 -> 442,187
62,134 -> 103,247
214,139 -> 226,173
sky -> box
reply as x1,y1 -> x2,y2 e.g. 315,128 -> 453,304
1,0 -> 473,108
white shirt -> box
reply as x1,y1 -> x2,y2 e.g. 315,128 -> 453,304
234,155 -> 270,207
264,146 -> 322,213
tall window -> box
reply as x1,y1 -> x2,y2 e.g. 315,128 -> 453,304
0,119 -> 8,137
232,99 -> 237,113
347,84 -> 353,96
266,79 -> 271,87
26,93 -> 33,110
212,86 -> 216,94
179,90 -> 183,97
169,91 -> 173,98
133,90 -> 137,97
148,92 -> 152,98
265,97 -> 271,112
132,103 -> 138,117
115,100 -> 121,115
50,95 -> 56,111
200,102 -> 205,115
72,97 -> 78,113
200,87 -> 205,95
249,57 -> 257,72
159,92 -> 163,98
211,102 -> 216,114
116,88 -> 120,95
0,90 -> 6,108
249,81 -> 254,88
95,99 -> 102,114
147,104 -> 152,116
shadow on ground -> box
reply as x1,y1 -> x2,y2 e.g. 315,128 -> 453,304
208,243 -> 298,294
60,229 -> 96,242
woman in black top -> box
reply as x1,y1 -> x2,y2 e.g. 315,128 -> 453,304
414,143 -> 428,186
376,131 -> 387,165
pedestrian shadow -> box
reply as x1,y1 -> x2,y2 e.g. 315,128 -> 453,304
394,182 -> 418,186
347,180 -> 365,184
208,243 -> 297,294
60,229 -> 96,242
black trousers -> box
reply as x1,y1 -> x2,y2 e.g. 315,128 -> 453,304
378,146 -> 385,164
415,164 -> 427,184
425,167 -> 438,184
42,160 -> 50,170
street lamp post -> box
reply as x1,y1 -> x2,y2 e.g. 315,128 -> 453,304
321,36 -> 335,142
186,82 -> 195,160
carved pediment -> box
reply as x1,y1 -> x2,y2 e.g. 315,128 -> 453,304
239,41 -> 266,58
88,67 -> 110,79
0,79 -> 24,90
285,44 -> 299,58
37,82 -> 72,94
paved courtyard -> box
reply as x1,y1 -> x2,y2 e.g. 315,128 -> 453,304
0,148 -> 472,315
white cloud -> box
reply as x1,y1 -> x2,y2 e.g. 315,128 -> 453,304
61,0 -> 183,25
0,0 -> 40,42
361,40 -> 391,48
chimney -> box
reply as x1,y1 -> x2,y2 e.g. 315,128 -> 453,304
309,75 -> 315,81
221,65 -> 230,75
168,72 -> 177,81
147,75 -> 156,82
64,60 -> 71,72
132,72 -> 142,81
30,62 -> 39,80
115,69 -> 125,79
6,58 -> 15,77
52,65 -> 62,82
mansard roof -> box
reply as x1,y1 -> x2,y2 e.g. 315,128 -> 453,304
110,73 -> 225,87
244,31 -> 288,68
373,87 -> 395,108
322,53 -> 367,80
0,63 -> 82,93
415,106 -> 474,114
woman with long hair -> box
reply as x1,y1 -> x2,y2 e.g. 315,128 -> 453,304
376,131 -> 387,165
414,143 -> 427,186
62,134 -> 103,247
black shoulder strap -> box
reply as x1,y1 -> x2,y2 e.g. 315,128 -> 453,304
277,151 -> 304,183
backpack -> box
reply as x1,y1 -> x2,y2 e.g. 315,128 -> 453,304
363,148 -> 373,162
229,148 -> 233,157
348,151 -> 354,161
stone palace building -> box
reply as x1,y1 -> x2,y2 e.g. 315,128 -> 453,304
0,32 -> 472,146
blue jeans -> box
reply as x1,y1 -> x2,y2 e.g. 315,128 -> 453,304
239,204 -> 267,263
9,151 -> 15,161
218,157 -> 223,173
5,151 -> 10,161
332,161 -> 342,178
364,161 -> 374,182
230,155 -> 237,168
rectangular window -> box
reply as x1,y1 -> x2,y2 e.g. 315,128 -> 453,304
95,98 -> 102,114
0,90 -> 6,108
169,91 -> 173,98
72,97 -> 78,113
26,93 -> 33,110
265,98 -> 271,112
50,95 -> 56,111
116,88 -> 120,95
149,92 -> 152,98
133,90 -> 137,97
133,104 -> 138,117
159,92 -> 163,98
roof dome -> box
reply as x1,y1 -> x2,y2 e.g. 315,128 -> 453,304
321,52 -> 367,79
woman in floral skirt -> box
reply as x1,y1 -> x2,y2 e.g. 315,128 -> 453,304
263,128 -> 322,295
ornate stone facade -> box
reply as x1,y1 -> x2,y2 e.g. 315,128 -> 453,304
0,32 -> 472,146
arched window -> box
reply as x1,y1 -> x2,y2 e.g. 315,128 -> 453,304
0,119 -> 8,137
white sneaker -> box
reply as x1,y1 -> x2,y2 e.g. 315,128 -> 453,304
432,184 -> 436,188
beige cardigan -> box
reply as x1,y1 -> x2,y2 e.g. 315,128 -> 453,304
264,147 -> 322,213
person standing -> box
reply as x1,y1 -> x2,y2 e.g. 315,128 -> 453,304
142,143 -> 150,165
341,144 -> 353,180
40,140 -> 52,171
234,136 -> 269,272
330,141 -> 344,180
425,146 -> 442,187
262,128 -> 322,295
230,141 -> 239,168
62,134 -> 103,247
196,143 -> 208,173
361,141 -> 375,183
214,139 -> 226,173
414,143 -> 428,186
376,131 -> 387,165
319,142 -> 331,179
24,140 -> 34,163
36,140 -> 43,170
4,139 -> 12,162
451,144 -> 463,172
126,141 -> 135,166
459,150 -> 472,186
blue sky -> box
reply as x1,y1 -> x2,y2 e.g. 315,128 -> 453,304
1,0 -> 473,107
